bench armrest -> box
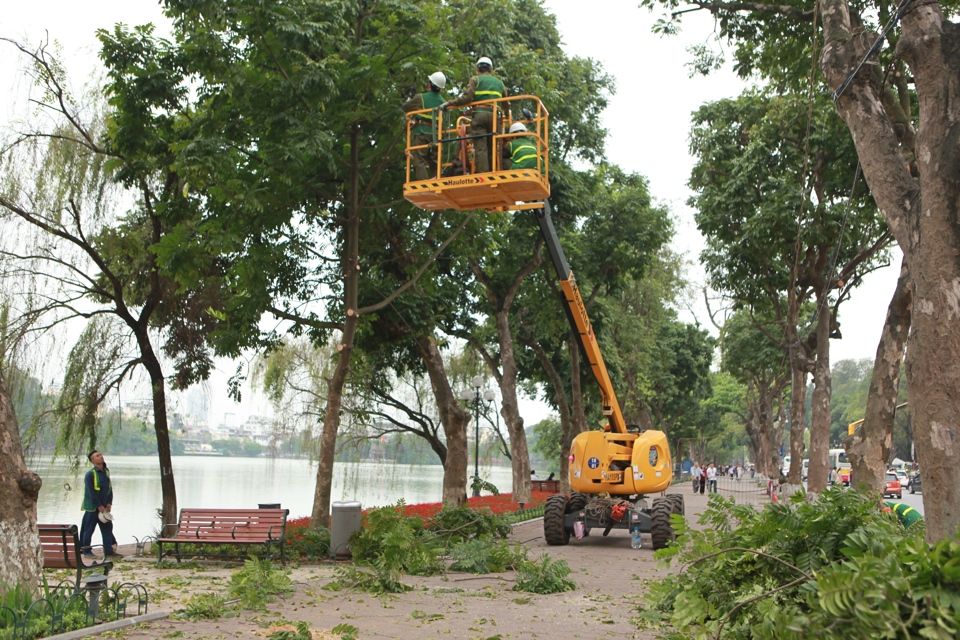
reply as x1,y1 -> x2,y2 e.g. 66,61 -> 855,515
159,523 -> 180,537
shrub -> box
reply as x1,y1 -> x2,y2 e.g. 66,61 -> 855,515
640,488 -> 960,639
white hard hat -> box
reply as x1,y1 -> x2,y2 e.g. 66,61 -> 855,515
428,71 -> 446,89
509,122 -> 527,133
477,56 -> 493,69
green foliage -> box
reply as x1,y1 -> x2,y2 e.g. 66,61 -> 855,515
287,527 -> 331,561
228,556 -> 292,610
348,503 -> 443,579
448,538 -> 527,574
427,506 -> 511,543
269,621 -> 311,640
512,554 -> 576,594
269,621 -> 358,640
325,562 -> 410,595
531,417 -> 561,465
641,488 -> 960,639
0,578 -> 111,639
331,624 -> 359,640
182,592 -> 226,620
331,503 -> 529,592
469,476 -> 500,496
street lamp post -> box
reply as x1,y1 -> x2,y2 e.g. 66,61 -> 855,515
460,375 -> 496,498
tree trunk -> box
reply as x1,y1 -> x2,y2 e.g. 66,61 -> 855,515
311,125 -> 362,529
845,262 -> 911,493
786,357 -> 808,484
0,366 -> 43,591
415,334 -> 469,507
494,309 -> 531,503
137,334 -> 178,529
807,301 -> 832,493
561,330 -> 587,493
746,377 -> 782,478
522,334 -> 574,493
821,0 -> 960,540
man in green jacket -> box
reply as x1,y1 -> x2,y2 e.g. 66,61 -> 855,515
80,450 -> 121,559
502,122 -> 541,170
441,57 -> 507,173
403,71 -> 447,180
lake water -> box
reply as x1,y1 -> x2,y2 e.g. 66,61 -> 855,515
30,455 -> 517,544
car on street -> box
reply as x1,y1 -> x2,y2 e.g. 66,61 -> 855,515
884,472 -> 902,499
908,472 -> 922,494
893,468 -> 908,483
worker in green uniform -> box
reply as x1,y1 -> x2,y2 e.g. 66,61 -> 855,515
441,57 -> 507,173
884,501 -> 923,528
403,71 -> 446,180
502,122 -> 541,170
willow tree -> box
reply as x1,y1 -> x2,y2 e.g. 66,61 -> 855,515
0,38 -> 230,527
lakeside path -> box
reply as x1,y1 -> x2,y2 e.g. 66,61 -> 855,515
104,487 -> 718,640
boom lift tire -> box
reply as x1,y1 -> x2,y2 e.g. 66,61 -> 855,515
650,497 -> 675,550
666,493 -> 684,516
566,492 -> 589,514
543,493 -> 571,546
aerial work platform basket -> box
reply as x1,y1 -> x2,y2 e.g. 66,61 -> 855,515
403,94 -> 550,212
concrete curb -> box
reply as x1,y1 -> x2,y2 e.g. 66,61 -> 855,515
44,611 -> 168,640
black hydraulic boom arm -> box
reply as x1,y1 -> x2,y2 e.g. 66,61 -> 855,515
533,200 -> 628,434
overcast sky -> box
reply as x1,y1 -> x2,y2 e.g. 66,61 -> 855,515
1,1 -> 902,426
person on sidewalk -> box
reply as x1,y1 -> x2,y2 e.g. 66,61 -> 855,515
691,462 -> 703,494
80,450 -> 122,560
706,462 -> 718,493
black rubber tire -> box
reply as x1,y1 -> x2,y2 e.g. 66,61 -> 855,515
543,494 -> 571,546
566,492 -> 589,514
650,497 -> 675,550
666,493 -> 684,516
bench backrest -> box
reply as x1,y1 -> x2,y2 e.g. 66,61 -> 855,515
532,480 -> 560,493
38,524 -> 81,569
173,508 -> 289,541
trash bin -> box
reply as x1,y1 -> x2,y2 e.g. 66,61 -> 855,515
330,501 -> 362,559
258,503 -> 281,509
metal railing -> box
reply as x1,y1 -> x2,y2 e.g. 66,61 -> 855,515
405,94 -> 550,181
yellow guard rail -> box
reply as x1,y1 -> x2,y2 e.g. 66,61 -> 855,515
403,94 -> 550,212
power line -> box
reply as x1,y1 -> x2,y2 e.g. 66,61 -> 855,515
832,0 -> 918,102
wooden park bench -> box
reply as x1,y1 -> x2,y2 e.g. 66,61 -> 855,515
532,479 -> 560,493
156,508 -> 290,564
38,524 -> 113,592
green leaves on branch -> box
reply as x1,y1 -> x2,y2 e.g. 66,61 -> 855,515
642,488 -> 960,639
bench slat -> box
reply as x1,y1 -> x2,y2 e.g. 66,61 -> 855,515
37,524 -> 112,588
157,508 -> 289,564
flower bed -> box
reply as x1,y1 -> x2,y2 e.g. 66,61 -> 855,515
286,491 -> 552,537
400,491 -> 553,519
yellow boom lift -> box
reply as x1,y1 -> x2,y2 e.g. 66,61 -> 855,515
403,94 -> 679,548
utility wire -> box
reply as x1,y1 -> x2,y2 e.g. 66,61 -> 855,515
832,0 -> 918,102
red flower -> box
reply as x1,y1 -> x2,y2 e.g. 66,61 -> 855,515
285,491 -> 552,535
